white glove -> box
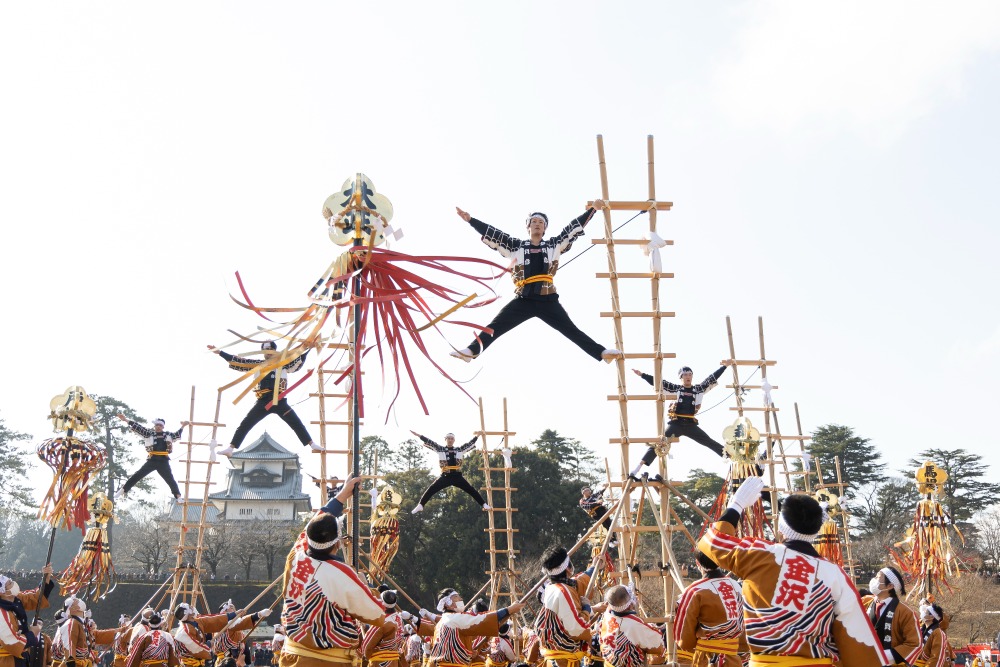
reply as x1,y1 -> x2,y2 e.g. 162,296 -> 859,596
257,609 -> 271,619
400,611 -> 413,621
727,476 -> 765,513
419,608 -> 432,618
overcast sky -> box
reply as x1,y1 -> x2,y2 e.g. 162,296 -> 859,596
3,1 -> 999,510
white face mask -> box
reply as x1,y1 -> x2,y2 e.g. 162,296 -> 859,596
453,601 -> 466,613
868,577 -> 881,593
8,581 -> 20,597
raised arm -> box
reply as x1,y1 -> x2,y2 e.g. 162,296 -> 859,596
631,369 -> 680,392
693,366 -> 727,392
548,205 -> 599,254
118,414 -> 153,438
411,431 -> 444,453
458,207 -> 521,257
208,345 -> 264,372
456,435 -> 480,454
284,350 -> 309,373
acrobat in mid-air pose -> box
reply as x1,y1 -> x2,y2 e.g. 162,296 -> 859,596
629,364 -> 728,478
117,414 -> 186,500
207,341 -> 318,457
450,203 -> 620,363
410,431 -> 489,514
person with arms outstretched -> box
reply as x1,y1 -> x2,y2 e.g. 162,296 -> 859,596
117,415 -> 186,500
207,341 -> 318,457
629,364 -> 728,478
410,431 -> 489,514
450,203 -> 620,363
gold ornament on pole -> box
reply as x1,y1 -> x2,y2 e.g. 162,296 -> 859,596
60,491 -> 117,600
891,461 -> 964,597
368,485 -> 403,575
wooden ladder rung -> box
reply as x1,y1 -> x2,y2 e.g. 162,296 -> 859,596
311,449 -> 351,454
596,272 -> 675,279
183,421 -> 225,427
177,460 -> 221,465
730,407 -> 779,412
484,528 -> 520,533
606,394 -> 675,401
477,430 -> 517,436
484,549 -> 521,554
591,238 -> 674,246
616,352 -> 677,359
607,437 -> 665,444
767,434 -> 811,440
308,392 -> 351,399
725,384 -> 777,390
601,311 -> 676,318
483,508 -> 517,512
310,420 -> 362,426
587,200 -> 674,211
722,360 -> 777,366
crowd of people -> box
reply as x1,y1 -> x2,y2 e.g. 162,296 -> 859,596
2,473 -> 970,667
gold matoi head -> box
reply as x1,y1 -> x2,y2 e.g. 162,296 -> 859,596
325,173 -> 394,247
49,386 -> 97,433
915,461 -> 948,495
723,416 -> 761,463
375,486 -> 403,518
813,488 -> 839,509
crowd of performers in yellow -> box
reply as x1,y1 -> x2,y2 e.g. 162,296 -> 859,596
1,476 -> 962,667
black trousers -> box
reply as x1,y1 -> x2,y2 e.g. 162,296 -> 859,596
641,419 -> 724,465
231,397 -> 312,447
123,456 -> 181,497
418,471 -> 486,507
467,297 -> 605,360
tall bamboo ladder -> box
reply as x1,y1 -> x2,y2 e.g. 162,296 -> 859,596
813,454 -> 858,581
724,316 -> 797,522
311,340 -> 379,570
476,397 -> 520,610
589,134 -> 692,659
167,385 -> 224,612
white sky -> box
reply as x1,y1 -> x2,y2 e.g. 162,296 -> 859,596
3,1 -> 1000,509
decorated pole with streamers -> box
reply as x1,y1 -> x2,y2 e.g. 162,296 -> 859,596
323,173 -> 396,567
34,387 -> 107,618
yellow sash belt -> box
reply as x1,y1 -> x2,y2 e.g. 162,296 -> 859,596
141,661 -> 169,666
514,275 -> 554,288
180,658 -> 204,667
540,650 -> 585,667
674,648 -> 694,662
695,638 -> 739,655
486,659 -> 510,667
370,651 -> 400,662
283,640 -> 354,665
441,465 -> 461,472
749,656 -> 834,667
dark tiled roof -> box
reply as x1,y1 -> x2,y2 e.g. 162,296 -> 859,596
167,502 -> 221,523
232,432 -> 301,460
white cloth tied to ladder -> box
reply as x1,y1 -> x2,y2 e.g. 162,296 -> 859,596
760,378 -> 774,407
643,231 -> 668,273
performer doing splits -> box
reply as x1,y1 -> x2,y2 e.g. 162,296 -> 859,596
699,477 -> 891,666
629,365 -> 727,478
450,203 -> 620,363
117,415 -> 186,500
410,431 -> 489,514
207,341 -> 319,457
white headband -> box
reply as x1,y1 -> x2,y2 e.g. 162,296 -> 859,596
0,575 -> 9,592
307,535 -> 340,550
879,568 -> 902,596
921,604 -> 941,621
542,555 -> 571,576
778,516 -> 819,544
608,596 -> 634,613
153,419 -> 166,427
437,591 -> 460,612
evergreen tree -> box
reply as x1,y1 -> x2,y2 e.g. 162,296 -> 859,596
390,437 -> 427,472
0,414 -> 36,561
361,435 -> 393,475
807,424 -> 885,493
532,429 -> 600,486
671,468 -> 726,530
907,448 -> 1000,525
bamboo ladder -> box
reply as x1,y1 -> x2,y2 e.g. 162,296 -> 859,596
310,341 -> 380,569
589,135 -> 692,658
475,397 -> 520,610
167,386 -> 224,612
813,455 -> 858,581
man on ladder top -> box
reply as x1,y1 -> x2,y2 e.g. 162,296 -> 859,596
628,364 -> 729,479
116,414 -> 187,501
450,202 -> 620,364
409,431 -> 490,514
207,341 -> 320,457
